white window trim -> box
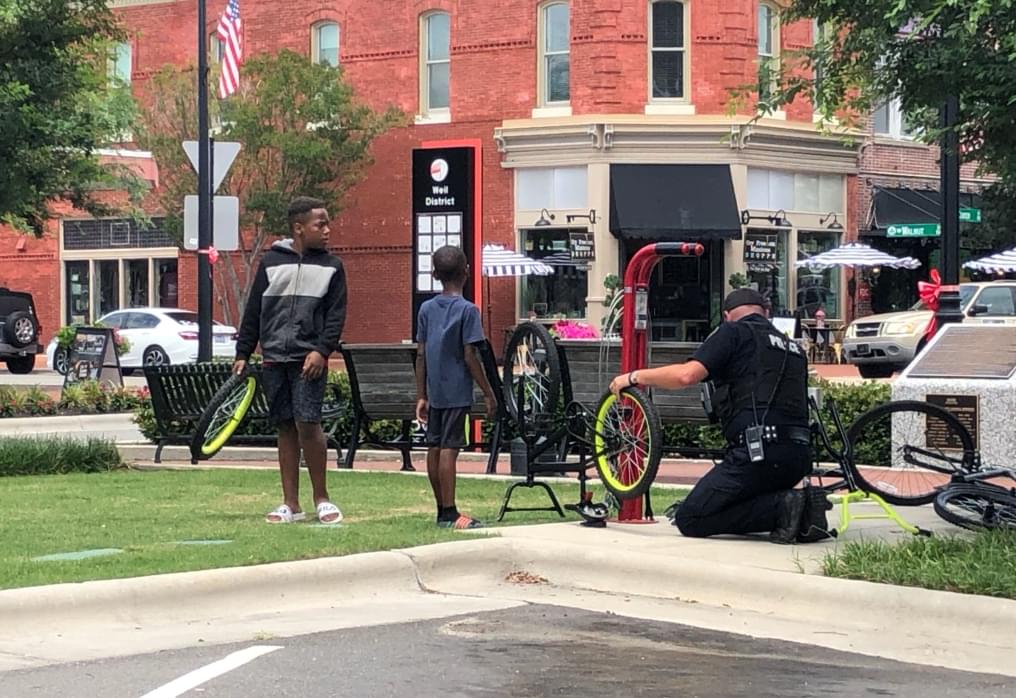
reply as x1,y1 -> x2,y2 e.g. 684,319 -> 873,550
419,11 -> 451,120
311,21 -> 340,67
647,0 -> 691,105
210,33 -> 225,63
873,97 -> 916,141
757,2 -> 780,101
538,1 -> 570,108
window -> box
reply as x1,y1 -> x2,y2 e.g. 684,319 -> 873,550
973,287 -> 1016,317
757,3 -> 779,100
97,260 -> 119,318
312,22 -> 339,67
521,228 -> 588,320
540,2 -> 570,105
156,259 -> 178,308
746,229 -> 789,316
650,1 -> 687,100
126,312 -> 161,330
125,260 -> 150,307
109,41 -> 132,86
421,12 -> 450,113
872,98 -> 916,139
211,33 -> 226,63
66,262 -> 91,325
747,168 -> 843,213
516,166 -> 588,210
813,20 -> 828,111
797,231 -> 841,319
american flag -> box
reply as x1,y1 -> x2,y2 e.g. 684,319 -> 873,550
216,0 -> 242,98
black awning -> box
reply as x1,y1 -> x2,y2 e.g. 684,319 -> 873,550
609,164 -> 742,241
865,186 -> 981,236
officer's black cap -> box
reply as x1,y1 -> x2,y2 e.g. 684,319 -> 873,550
722,288 -> 766,312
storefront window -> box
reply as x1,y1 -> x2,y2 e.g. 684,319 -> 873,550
745,229 -> 789,315
125,259 -> 150,307
796,231 -> 841,318
65,262 -> 91,325
155,259 -> 179,307
623,239 -> 722,342
97,260 -> 119,318
520,228 -> 589,319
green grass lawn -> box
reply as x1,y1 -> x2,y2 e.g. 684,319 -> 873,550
0,468 -> 681,590
823,529 -> 1016,600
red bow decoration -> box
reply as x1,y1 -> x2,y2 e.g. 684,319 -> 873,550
917,268 -> 942,340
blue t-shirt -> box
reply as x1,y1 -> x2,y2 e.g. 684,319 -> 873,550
416,294 -> 485,409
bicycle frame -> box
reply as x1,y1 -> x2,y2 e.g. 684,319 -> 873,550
808,394 -> 930,537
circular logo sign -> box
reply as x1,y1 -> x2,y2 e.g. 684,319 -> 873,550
430,158 -> 449,182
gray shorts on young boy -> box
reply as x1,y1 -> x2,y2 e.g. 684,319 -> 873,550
261,361 -> 327,425
425,406 -> 469,449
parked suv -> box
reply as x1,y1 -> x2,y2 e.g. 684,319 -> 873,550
0,287 -> 42,374
843,281 -> 1016,378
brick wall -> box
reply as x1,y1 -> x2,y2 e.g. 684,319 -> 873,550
0,224 -> 61,345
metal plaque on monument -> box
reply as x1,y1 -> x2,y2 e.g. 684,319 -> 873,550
895,324 -> 1016,467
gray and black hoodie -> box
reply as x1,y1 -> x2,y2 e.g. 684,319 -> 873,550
235,239 -> 347,363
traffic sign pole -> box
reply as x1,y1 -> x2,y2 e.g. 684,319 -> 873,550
197,0 -> 212,362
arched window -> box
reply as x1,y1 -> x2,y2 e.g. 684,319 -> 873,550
421,12 -> 450,114
539,2 -> 570,105
312,21 -> 340,67
649,0 -> 688,101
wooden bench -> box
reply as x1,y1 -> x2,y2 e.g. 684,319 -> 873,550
340,341 -> 505,471
143,362 -> 345,465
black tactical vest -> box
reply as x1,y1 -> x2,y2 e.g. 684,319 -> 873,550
712,317 -> 809,429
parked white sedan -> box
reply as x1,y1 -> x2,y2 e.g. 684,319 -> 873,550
46,308 -> 237,375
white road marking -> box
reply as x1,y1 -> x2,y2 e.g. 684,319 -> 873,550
139,645 -> 283,698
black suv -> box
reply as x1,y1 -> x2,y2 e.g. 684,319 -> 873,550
0,288 -> 41,374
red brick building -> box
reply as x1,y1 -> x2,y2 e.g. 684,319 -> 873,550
1,0 -> 988,352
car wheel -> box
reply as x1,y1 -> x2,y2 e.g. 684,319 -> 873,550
3,311 -> 37,348
143,346 -> 170,367
5,355 -> 35,374
857,364 -> 896,379
121,368 -> 136,377
53,347 -> 70,376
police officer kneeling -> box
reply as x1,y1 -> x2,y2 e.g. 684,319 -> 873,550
609,289 -> 831,544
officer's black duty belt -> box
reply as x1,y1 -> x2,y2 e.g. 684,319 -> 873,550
734,425 -> 811,447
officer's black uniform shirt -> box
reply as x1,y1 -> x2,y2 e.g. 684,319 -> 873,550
691,313 -> 806,441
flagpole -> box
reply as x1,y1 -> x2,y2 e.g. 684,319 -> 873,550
197,0 -> 213,361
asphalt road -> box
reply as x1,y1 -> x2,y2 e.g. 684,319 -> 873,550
2,605 -> 1009,698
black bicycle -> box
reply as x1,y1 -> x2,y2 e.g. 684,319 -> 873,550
498,322 -> 662,520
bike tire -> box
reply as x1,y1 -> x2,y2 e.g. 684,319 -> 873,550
502,321 -> 561,426
592,387 -> 662,500
189,371 -> 261,461
845,400 -> 976,506
934,483 -> 1016,531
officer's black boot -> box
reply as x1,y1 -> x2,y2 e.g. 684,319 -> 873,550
769,490 -> 806,544
798,485 -> 834,543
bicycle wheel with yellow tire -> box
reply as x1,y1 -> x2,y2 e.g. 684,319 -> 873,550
592,387 -> 662,500
189,370 -> 261,461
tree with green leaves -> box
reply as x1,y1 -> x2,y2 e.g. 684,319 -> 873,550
140,49 -> 404,324
751,1 -> 1016,253
0,0 -> 140,233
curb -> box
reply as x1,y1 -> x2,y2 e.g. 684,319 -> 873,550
3,535 -> 1016,676
0,413 -> 135,432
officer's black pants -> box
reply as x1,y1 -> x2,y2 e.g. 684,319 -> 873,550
673,442 -> 812,538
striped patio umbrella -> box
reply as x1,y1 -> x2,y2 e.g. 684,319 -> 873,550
481,244 -> 554,277
964,248 -> 1016,274
795,242 -> 922,271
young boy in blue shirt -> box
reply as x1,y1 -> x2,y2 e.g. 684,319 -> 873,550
415,246 -> 497,529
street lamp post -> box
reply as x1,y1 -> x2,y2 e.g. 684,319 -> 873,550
935,93 -> 965,332
196,0 -> 213,361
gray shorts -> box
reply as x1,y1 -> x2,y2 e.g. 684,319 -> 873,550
261,361 -> 327,425
425,406 -> 469,449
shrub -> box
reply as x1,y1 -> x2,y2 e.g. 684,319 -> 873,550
0,437 -> 125,477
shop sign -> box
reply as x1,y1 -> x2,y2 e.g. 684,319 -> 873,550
743,233 -> 778,264
569,232 -> 595,260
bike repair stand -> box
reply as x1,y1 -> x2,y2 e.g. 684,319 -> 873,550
617,241 -> 706,524
827,490 -> 933,538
